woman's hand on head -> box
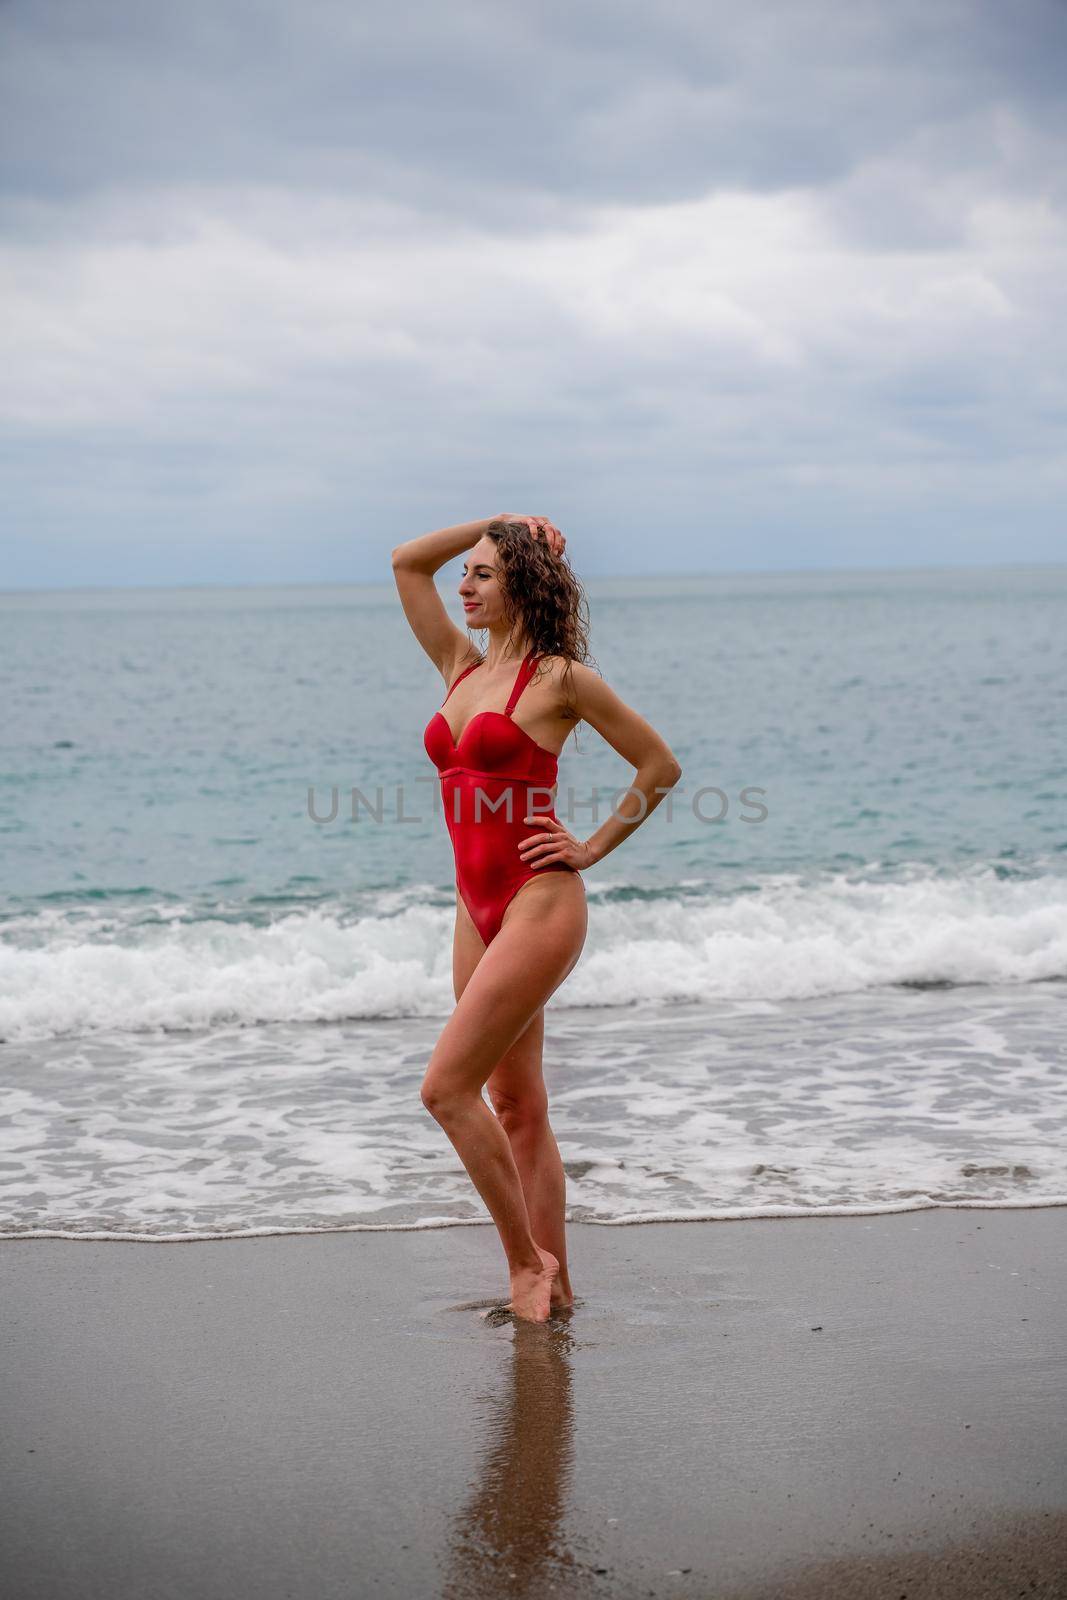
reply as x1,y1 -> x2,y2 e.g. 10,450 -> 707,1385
497,513 -> 566,557
528,517 -> 566,557
495,518 -> 566,563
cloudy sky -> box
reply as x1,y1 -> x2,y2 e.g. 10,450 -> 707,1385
3,0 -> 1066,588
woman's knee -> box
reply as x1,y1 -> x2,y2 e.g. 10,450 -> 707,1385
487,1082 -> 549,1131
420,1072 -> 470,1121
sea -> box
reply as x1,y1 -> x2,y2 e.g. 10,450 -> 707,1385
1,566 -> 1065,1239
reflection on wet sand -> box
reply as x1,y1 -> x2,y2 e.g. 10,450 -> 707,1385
441,1308 -> 606,1599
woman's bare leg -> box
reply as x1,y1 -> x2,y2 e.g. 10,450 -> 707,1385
422,875 -> 587,1321
485,1010 -> 575,1308
452,905 -> 575,1307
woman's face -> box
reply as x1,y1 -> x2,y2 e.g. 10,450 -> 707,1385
457,537 -> 505,628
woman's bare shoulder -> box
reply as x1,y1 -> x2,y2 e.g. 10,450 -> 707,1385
538,655 -> 602,685
441,641 -> 485,691
535,654 -> 602,718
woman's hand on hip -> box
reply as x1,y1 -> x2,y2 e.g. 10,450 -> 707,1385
519,816 -> 596,870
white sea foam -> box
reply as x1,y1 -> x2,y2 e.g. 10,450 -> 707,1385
2,985 -> 1065,1236
2,866 -> 1066,1042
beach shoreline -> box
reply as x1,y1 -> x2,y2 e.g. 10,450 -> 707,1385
3,1208 -> 1065,1598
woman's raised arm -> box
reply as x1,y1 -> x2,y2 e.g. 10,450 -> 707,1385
390,517 -> 493,680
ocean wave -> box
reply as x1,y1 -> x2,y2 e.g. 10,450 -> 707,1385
1,865 -> 1066,1041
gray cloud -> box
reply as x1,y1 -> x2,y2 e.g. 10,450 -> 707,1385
6,0 -> 1067,204
2,0 -> 1066,586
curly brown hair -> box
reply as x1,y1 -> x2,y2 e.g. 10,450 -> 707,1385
464,516 -> 598,730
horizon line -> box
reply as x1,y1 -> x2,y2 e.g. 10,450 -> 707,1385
3,556 -> 1067,597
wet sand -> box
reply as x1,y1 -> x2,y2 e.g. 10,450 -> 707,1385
2,1208 -> 1065,1598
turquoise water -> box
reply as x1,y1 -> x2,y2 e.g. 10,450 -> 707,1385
2,567 -> 1064,911
1,567 -> 1065,1234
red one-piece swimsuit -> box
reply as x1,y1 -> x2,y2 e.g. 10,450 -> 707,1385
423,649 -> 582,945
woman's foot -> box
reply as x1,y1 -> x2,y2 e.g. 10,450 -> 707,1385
507,1246 -> 559,1322
549,1279 -> 575,1310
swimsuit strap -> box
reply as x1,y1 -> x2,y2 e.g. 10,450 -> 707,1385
504,651 -> 540,719
442,658 -> 484,705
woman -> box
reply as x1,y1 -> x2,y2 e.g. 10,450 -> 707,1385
391,514 -> 682,1321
